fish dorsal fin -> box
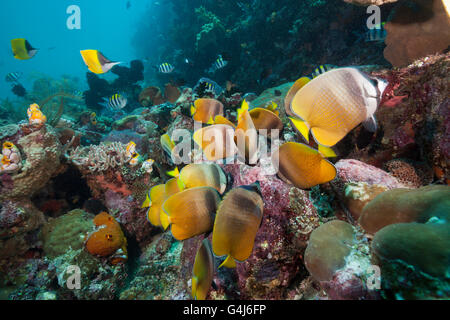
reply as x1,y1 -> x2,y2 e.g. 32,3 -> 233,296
237,99 -> 249,120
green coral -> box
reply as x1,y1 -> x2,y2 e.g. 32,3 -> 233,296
372,222 -> 450,299
309,186 -> 335,218
194,6 -> 226,51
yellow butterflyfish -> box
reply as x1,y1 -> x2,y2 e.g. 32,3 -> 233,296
273,142 -> 337,189
191,98 -> 224,124
179,163 -> 227,194
289,68 -> 385,147
80,50 -> 120,74
192,239 -> 215,300
249,107 -> 283,137
212,183 -> 264,269
11,39 -> 38,60
193,124 -> 238,161
162,187 -> 221,240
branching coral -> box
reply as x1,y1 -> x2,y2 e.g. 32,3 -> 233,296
66,142 -> 129,173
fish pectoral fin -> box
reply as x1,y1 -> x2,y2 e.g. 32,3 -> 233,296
218,255 -> 236,269
289,117 -> 310,143
362,115 -> 378,133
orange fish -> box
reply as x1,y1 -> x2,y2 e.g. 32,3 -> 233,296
27,103 -> 47,125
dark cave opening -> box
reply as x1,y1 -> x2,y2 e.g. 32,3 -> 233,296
32,165 -> 93,217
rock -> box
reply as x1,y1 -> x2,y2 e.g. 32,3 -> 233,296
332,159 -> 405,192
0,200 -> 45,259
119,233 -> 189,300
372,222 -> 450,299
384,0 -> 450,67
359,185 -> 450,235
0,125 -> 62,201
304,220 -> 378,300
343,182 -> 389,221
384,159 -> 433,188
330,159 -> 405,221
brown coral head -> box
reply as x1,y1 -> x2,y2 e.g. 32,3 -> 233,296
139,86 -> 165,107
164,83 -> 181,104
383,0 -> 450,67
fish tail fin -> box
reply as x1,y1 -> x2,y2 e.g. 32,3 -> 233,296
190,104 -> 196,116
218,255 -> 236,269
289,117 -> 310,143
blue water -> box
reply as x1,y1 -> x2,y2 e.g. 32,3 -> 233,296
0,0 -> 164,98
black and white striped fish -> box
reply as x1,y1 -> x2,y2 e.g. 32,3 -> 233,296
310,64 -> 337,79
73,90 -> 85,98
106,94 -> 127,110
207,55 -> 228,73
157,62 -> 175,74
366,22 -> 387,42
5,72 -> 22,83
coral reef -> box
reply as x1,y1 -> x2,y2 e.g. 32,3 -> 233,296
0,2 -> 448,301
